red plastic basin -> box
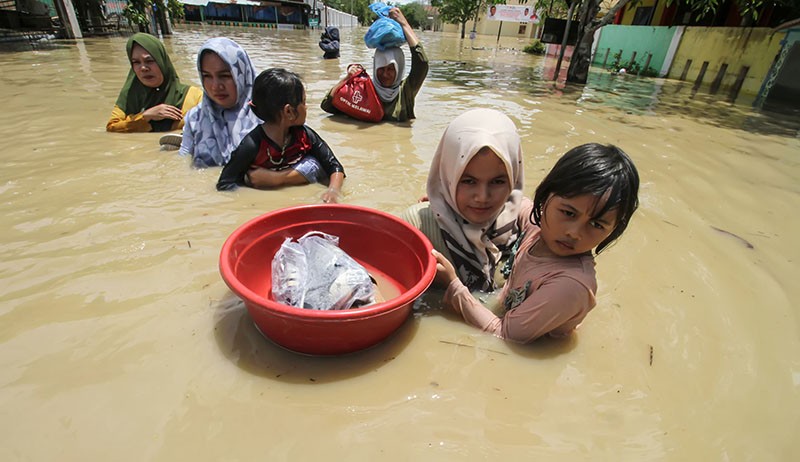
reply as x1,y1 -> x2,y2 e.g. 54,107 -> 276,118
219,204 -> 436,355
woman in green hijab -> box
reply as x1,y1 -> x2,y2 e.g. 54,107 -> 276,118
107,33 -> 202,133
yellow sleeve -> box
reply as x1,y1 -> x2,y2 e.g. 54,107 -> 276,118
106,105 -> 151,133
175,86 -> 203,130
106,86 -> 203,132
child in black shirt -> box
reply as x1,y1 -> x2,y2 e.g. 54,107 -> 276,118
217,68 -> 345,203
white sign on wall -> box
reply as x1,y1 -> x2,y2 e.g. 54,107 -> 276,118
486,4 -> 541,23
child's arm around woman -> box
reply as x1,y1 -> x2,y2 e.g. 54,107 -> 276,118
435,227 -> 599,343
434,143 -> 640,343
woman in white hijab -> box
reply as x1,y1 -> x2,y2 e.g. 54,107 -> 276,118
372,46 -> 405,104
401,108 -> 530,292
320,7 -> 429,122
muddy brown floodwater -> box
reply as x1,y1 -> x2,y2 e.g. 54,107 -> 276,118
1,25 -> 798,461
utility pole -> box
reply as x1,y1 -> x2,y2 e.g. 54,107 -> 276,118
53,0 -> 83,38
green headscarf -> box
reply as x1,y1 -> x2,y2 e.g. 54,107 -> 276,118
115,33 -> 191,132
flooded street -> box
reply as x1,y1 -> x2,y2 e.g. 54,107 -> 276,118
1,26 -> 799,460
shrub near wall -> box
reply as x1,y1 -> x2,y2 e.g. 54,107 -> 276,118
593,25 -> 678,76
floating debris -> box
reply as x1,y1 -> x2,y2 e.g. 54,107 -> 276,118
439,339 -> 508,355
710,226 -> 754,249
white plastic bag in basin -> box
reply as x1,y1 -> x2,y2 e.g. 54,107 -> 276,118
271,231 -> 377,310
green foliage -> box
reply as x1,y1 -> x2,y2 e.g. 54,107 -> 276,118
736,0 -> 762,21
607,50 -> 658,77
529,0 -> 569,21
437,0 -> 483,27
608,50 -> 623,72
523,39 -> 545,54
399,2 -> 429,29
663,0 -> 800,23
686,0 -> 725,19
122,0 -> 184,27
639,66 -> 659,77
324,0 -> 345,12
123,0 -> 151,26
326,0 -> 372,25
166,0 -> 184,19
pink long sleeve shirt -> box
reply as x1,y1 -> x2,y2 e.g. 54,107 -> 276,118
443,226 -> 598,343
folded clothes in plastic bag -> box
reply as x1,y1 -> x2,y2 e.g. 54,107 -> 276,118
272,231 -> 377,310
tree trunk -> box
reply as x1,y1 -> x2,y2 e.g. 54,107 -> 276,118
566,0 -> 598,84
156,2 -> 172,35
566,29 -> 595,84
460,21 -> 466,39
566,0 -> 633,84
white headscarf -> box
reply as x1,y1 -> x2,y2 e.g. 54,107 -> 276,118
427,109 -> 525,292
182,37 -> 261,167
372,47 -> 405,103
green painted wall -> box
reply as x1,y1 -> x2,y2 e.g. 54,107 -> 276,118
592,25 -> 677,73
39,0 -> 57,17
668,27 -> 783,95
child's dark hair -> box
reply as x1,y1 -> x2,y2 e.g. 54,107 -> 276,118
250,68 -> 304,123
532,143 -> 639,254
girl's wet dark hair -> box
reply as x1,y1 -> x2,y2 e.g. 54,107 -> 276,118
250,68 -> 304,123
532,143 -> 640,254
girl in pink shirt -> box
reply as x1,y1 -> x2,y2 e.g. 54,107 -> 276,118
434,143 -> 640,343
